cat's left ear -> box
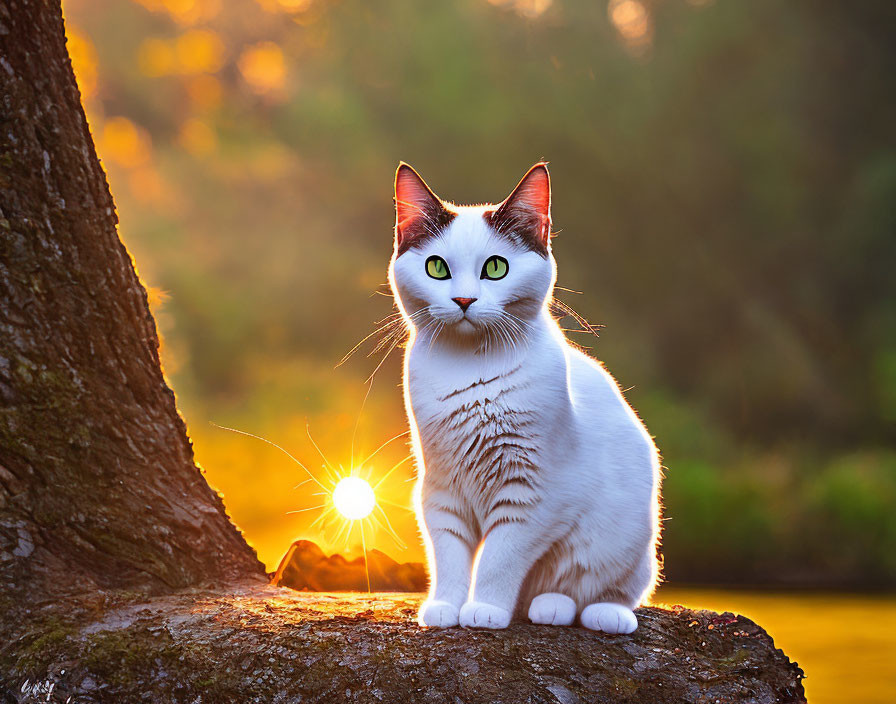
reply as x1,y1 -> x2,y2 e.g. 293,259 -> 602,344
489,163 -> 552,253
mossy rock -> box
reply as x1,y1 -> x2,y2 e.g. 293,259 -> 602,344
2,583 -> 805,704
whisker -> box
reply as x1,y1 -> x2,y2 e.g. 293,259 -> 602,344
356,429 -> 411,470
425,319 -> 444,355
306,419 -> 338,476
373,506 -> 408,549
211,422 -> 329,492
373,454 -> 415,490
378,497 -> 415,512
363,317 -> 415,385
369,318 -> 415,356
337,312 -> 405,367
502,313 -> 530,350
491,316 -> 512,355
286,504 -> 327,515
550,297 -> 603,337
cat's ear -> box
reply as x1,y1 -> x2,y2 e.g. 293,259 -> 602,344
394,163 -> 452,254
489,163 -> 552,254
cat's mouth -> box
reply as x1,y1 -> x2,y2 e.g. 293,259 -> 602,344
433,311 -> 478,333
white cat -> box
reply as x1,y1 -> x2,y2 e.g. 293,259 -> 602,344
389,162 -> 661,633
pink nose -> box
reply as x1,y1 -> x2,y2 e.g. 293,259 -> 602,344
452,297 -> 476,312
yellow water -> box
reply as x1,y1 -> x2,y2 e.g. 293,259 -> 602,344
655,588 -> 896,704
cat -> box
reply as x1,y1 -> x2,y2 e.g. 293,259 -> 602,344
389,162 -> 661,633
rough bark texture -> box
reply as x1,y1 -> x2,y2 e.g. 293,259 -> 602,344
0,2 -> 806,702
2,587 -> 805,703
0,0 -> 264,607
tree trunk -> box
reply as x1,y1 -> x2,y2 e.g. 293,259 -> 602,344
0,0 -> 264,606
0,2 -> 806,702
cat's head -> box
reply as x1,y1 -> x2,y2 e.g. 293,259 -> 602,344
389,163 -> 556,343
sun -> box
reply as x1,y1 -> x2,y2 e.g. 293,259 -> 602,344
213,420 -> 413,591
333,476 -> 376,520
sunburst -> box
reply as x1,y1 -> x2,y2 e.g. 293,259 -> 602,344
212,421 -> 413,591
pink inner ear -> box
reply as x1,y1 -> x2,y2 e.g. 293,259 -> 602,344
515,166 -> 551,217
395,166 -> 436,231
498,164 -> 551,246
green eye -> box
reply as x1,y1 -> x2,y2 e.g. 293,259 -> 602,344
481,255 -> 509,280
425,256 -> 450,279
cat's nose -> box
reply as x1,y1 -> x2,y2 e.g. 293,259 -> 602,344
452,297 -> 477,312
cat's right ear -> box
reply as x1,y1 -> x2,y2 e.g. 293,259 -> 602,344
394,163 -> 450,254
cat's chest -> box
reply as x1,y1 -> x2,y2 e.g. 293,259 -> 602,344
409,358 -> 542,472
424,379 -> 531,441
409,357 -> 528,429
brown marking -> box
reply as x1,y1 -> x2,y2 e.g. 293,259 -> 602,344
394,162 -> 456,255
484,163 -> 552,257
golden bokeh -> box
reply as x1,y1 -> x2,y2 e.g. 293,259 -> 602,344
138,30 -> 225,77
488,0 -> 553,18
137,38 -> 175,77
133,0 -> 221,25
176,29 -> 226,73
178,118 -> 217,156
608,0 -> 653,53
65,26 -> 98,100
99,116 -> 152,168
185,74 -> 223,111
238,42 -> 287,94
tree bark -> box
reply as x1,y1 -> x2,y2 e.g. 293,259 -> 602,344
0,0 -> 264,606
0,2 -> 805,702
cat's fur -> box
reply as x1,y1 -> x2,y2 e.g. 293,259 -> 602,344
389,162 -> 661,632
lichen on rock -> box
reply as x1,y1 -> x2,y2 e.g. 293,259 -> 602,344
2,584 -> 805,703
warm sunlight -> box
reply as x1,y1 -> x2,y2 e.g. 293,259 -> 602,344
211,421 -> 412,560
333,476 -> 376,521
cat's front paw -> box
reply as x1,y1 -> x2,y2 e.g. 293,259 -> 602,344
419,599 -> 460,628
580,603 -> 638,634
459,600 -> 511,629
528,593 -> 577,626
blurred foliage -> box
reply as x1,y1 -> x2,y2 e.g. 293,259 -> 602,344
62,0 -> 895,585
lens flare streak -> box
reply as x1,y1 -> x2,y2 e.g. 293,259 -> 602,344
213,421 -> 411,591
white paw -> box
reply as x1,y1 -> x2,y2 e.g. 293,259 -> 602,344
580,603 -> 638,634
459,600 -> 512,629
528,593 -> 577,626
419,599 -> 460,628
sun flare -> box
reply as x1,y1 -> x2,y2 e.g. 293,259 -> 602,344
212,421 -> 412,575
333,476 -> 376,520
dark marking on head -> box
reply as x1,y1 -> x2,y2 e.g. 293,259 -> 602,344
484,163 -> 552,257
394,162 -> 456,256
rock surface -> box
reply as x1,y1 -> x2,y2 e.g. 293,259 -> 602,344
273,540 -> 427,592
2,584 -> 805,703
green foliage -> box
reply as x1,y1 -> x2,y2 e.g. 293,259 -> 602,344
806,452 -> 896,581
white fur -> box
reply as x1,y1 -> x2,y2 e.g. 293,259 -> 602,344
390,209 -> 661,633
528,593 -> 577,626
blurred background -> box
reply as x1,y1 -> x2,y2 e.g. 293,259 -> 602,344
62,0 -> 894,700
